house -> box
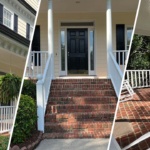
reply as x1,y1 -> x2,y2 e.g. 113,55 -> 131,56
0,0 -> 39,134
25,0 -> 139,148
0,0 -> 39,77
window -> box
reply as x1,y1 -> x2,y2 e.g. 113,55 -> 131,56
3,8 -> 13,29
126,27 -> 133,50
61,30 -> 66,71
90,30 -> 94,71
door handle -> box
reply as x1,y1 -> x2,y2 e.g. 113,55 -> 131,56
68,52 -> 69,56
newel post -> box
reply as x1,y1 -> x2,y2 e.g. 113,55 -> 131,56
36,75 -> 44,132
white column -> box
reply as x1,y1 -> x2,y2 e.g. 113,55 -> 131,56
106,0 -> 112,77
48,0 -> 54,78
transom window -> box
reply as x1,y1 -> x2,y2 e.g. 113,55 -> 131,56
3,8 -> 13,29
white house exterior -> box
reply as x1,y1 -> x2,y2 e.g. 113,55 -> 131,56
24,1 -> 141,144
0,0 -> 40,134
0,0 -> 39,76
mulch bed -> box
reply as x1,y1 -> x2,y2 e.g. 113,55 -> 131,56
10,130 -> 43,150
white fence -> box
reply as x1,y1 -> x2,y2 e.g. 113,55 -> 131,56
36,55 -> 53,132
109,51 -> 123,97
26,51 -> 49,78
113,50 -> 128,70
126,70 -> 150,88
0,106 -> 15,133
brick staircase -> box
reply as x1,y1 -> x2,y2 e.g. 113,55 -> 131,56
43,79 -> 117,139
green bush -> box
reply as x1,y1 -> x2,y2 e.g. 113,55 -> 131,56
0,136 -> 9,150
0,73 -> 21,104
12,95 -> 37,144
22,80 -> 36,100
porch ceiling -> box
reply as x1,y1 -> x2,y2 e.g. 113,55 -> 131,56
135,0 -> 150,36
40,0 -> 139,13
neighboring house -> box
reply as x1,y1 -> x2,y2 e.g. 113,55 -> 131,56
25,0 -> 139,148
0,0 -> 39,134
0,0 -> 39,77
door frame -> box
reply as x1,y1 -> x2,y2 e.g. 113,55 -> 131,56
59,22 -> 96,76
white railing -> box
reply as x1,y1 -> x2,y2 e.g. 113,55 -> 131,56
26,51 -> 49,78
36,54 -> 53,132
0,106 -> 15,133
126,70 -> 150,88
113,50 -> 128,70
108,51 -> 123,97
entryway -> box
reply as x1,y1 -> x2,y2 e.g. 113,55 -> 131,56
67,29 -> 88,75
60,22 -> 95,76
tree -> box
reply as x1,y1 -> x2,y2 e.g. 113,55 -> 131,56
127,35 -> 150,69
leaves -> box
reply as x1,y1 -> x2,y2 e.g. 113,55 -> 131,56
0,74 -> 21,104
12,95 -> 37,144
128,35 -> 150,69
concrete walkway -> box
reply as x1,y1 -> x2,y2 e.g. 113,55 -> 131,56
35,139 -> 109,150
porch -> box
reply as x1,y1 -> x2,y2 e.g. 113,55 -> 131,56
114,88 -> 150,150
24,1 -> 138,147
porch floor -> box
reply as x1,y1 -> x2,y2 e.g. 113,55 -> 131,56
114,88 -> 150,150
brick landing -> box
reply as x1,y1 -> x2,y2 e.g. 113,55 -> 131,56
115,88 -> 150,150
44,79 -> 117,139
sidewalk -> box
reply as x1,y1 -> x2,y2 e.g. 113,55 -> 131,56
35,139 -> 109,150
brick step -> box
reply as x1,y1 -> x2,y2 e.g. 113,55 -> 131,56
50,84 -> 113,91
43,130 -> 110,139
46,104 -> 116,113
48,97 -> 117,105
52,79 -> 112,84
45,112 -> 114,123
50,90 -> 116,97
45,122 -> 112,133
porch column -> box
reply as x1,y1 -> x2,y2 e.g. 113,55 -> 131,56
48,0 -> 54,78
106,0 -> 112,77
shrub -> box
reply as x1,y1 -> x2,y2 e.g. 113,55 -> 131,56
0,136 -> 9,150
12,95 -> 37,144
0,73 -> 21,104
22,80 -> 36,100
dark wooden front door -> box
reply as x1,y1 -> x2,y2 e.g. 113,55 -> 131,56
67,29 -> 88,74
32,25 -> 41,66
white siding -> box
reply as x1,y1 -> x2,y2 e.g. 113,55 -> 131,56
25,0 -> 39,11
18,18 -> 26,38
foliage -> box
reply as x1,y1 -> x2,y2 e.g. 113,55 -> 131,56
11,95 -> 37,144
22,80 -> 36,100
0,73 -> 21,104
0,136 -> 9,150
127,35 -> 150,69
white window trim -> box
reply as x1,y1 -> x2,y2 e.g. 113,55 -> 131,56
30,26 -> 33,40
59,21 -> 96,76
3,7 -> 14,30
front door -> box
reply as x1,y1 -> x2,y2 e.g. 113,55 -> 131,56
67,29 -> 88,74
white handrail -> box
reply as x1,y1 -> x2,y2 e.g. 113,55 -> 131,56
26,51 -> 49,78
126,70 -> 150,88
108,51 -> 123,97
113,50 -> 128,70
0,106 -> 16,133
36,54 -> 53,132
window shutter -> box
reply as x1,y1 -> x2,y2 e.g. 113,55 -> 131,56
14,14 -> 18,32
116,24 -> 125,50
116,24 -> 125,65
0,3 -> 3,24
26,23 -> 30,39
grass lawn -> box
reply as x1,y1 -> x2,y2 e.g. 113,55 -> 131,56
0,135 -> 9,150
